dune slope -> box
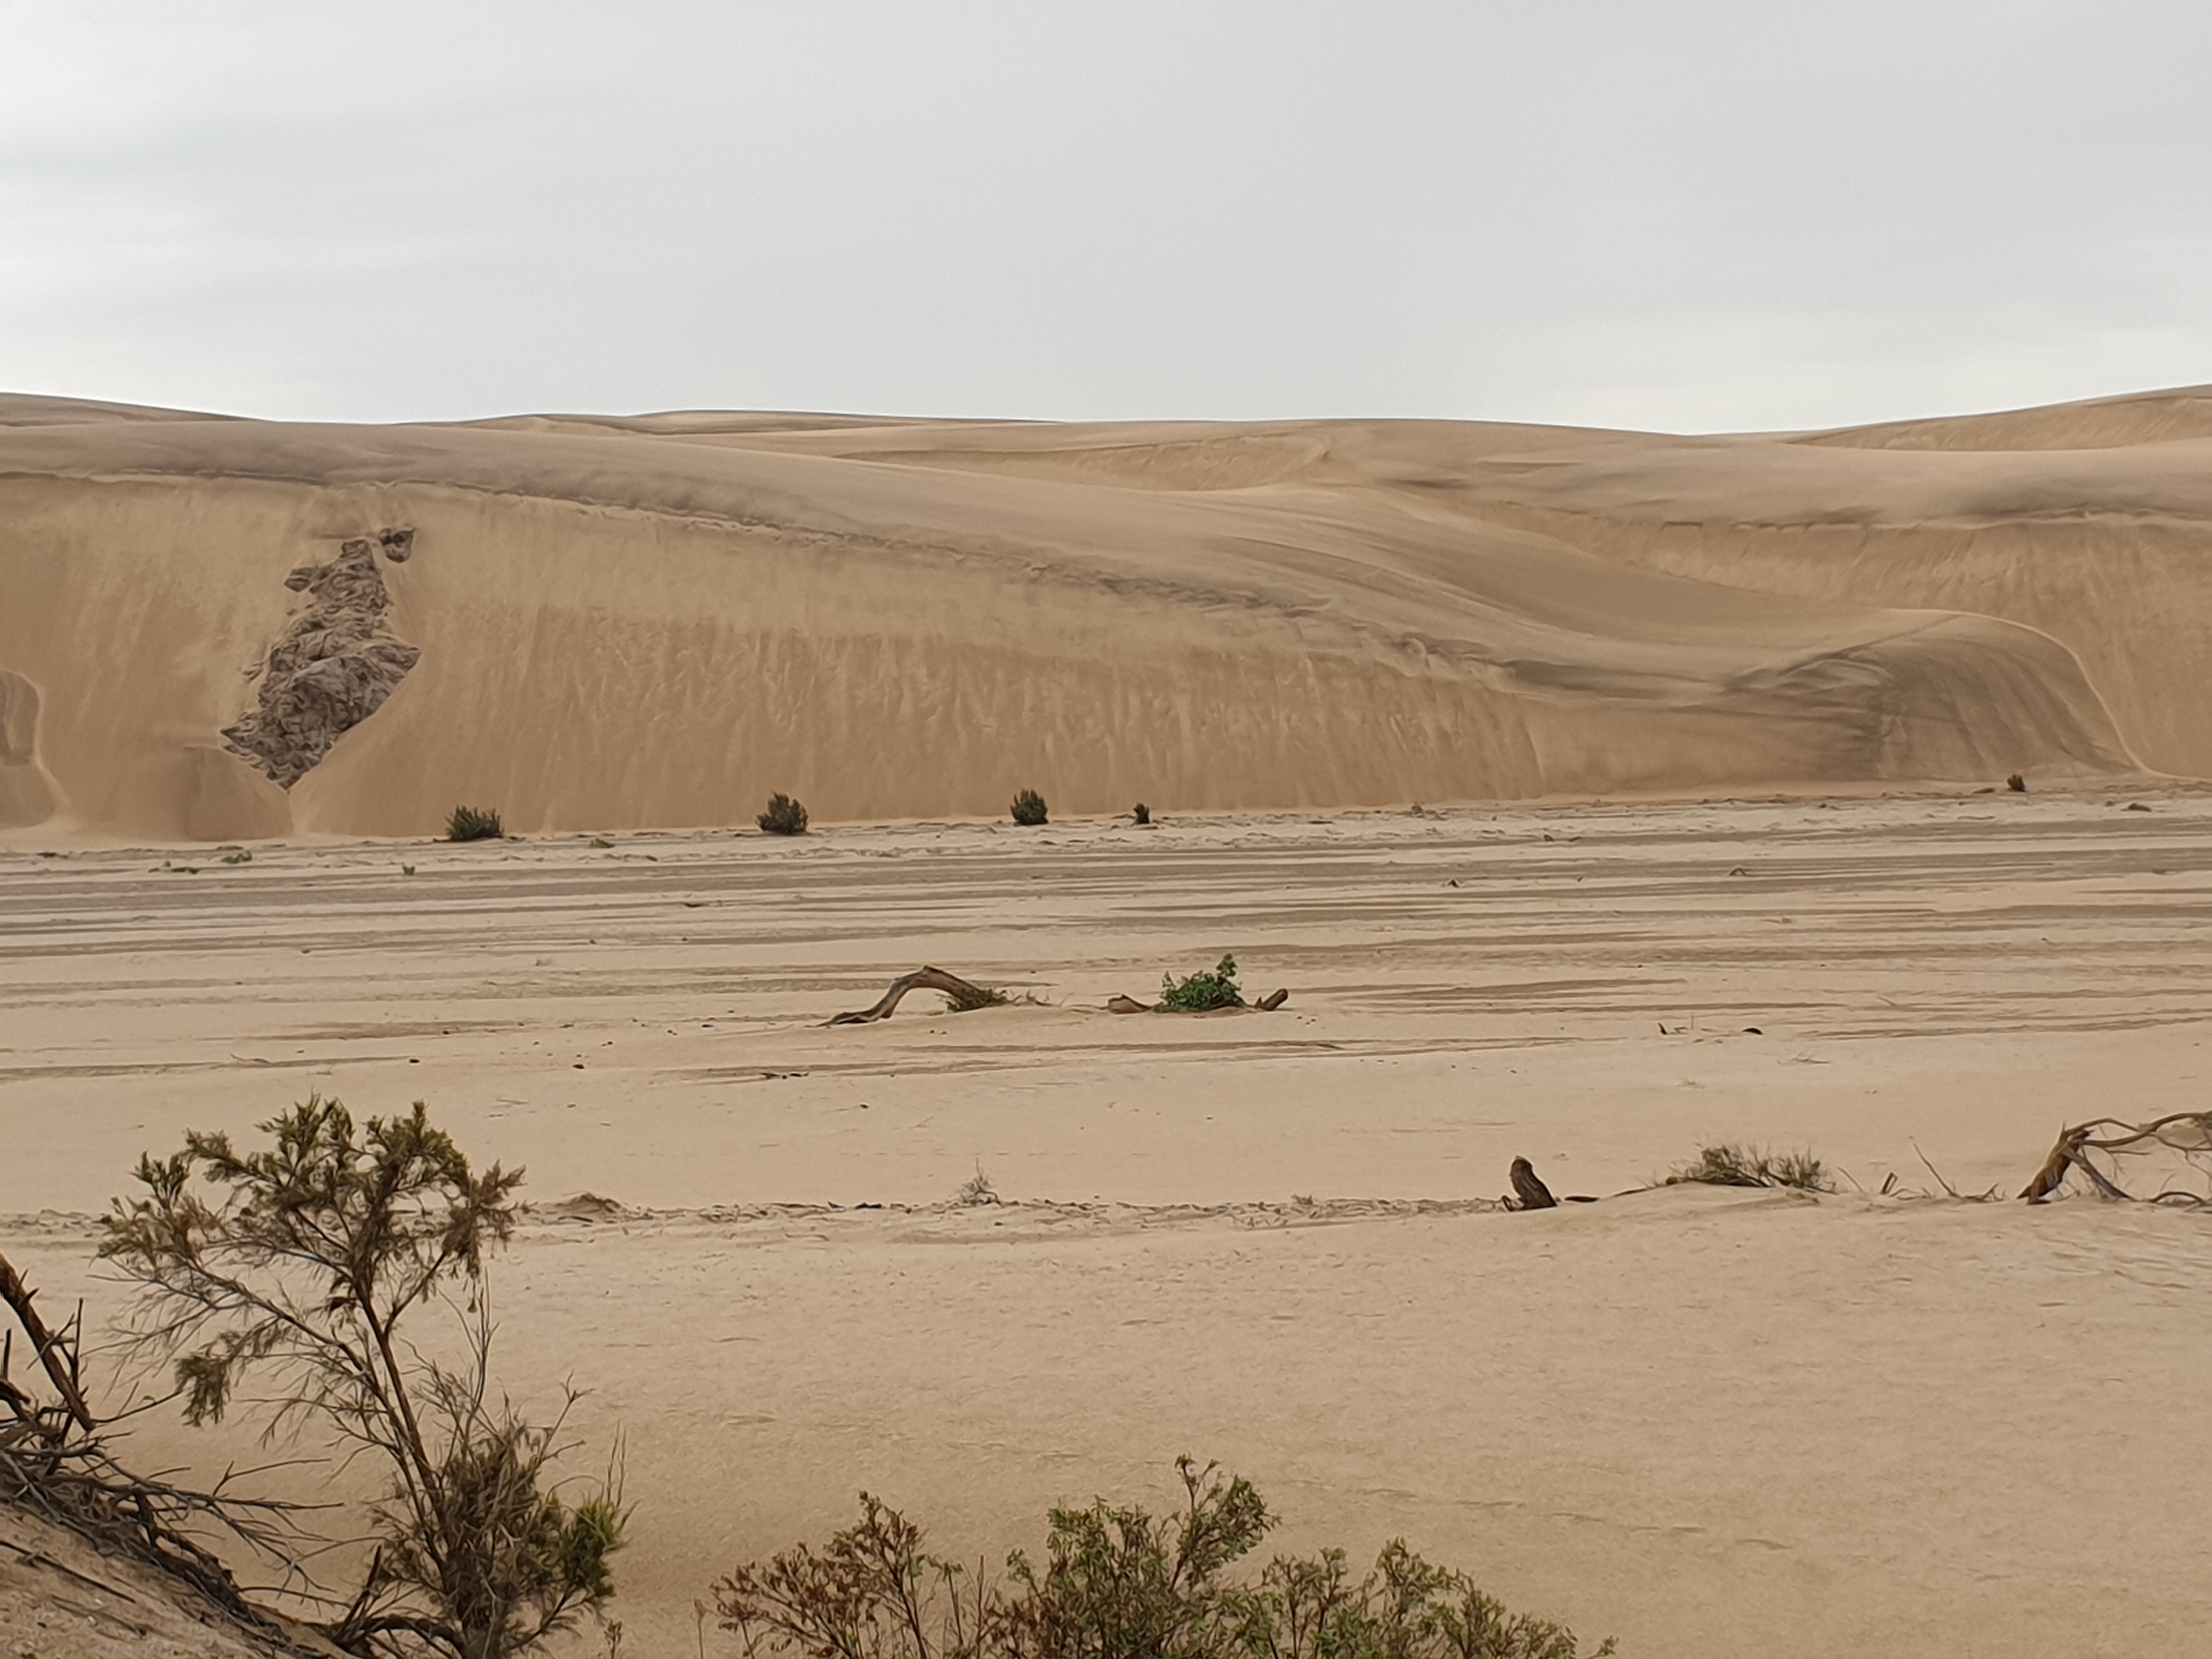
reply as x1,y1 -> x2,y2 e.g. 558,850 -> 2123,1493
1,388 -> 2195,840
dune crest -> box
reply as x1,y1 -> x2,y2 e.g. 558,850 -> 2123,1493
2,386 -> 2197,841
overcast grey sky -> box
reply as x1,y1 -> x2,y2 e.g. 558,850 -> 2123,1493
2,2 -> 2207,431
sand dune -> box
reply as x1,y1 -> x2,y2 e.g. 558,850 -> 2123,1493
3,387 -> 2205,842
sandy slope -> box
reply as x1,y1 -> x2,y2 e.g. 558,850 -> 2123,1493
6,385 -> 2208,842
4,793 -> 2210,1657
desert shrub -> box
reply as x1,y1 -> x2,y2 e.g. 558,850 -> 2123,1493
1158,954 -> 1245,1013
447,804 -> 505,842
953,1166 -> 1000,1206
101,1097 -> 625,1659
2005,772 -> 2027,793
714,1458 -> 1611,1659
1132,804 -> 1151,826
759,794 -> 810,836
1011,789 -> 1049,827
946,983 -> 1011,1012
1665,1143 -> 1831,1193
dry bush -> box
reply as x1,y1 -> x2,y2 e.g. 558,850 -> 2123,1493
1010,790 -> 1048,827
101,1097 -> 625,1658
1664,1144 -> 1831,1193
446,805 -> 505,842
2,1250 -> 304,1633
758,794 -> 810,836
715,1458 -> 1612,1659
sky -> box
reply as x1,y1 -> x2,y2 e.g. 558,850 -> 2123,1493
2,1 -> 2208,432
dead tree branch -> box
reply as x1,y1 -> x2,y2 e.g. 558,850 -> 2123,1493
829,967 -> 1001,1025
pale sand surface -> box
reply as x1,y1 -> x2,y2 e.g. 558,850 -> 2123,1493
5,791 -> 2210,1656
10,383 -> 2212,845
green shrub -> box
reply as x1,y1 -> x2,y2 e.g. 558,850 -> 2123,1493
713,1457 -> 1612,1658
1011,788 -> 1049,827
759,793 -> 810,836
1664,1143 -> 1831,1193
102,1098 -> 625,1658
447,804 -> 505,842
1159,953 -> 1245,1013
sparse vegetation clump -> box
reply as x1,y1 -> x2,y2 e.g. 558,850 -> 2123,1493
1132,803 -> 1151,826
953,1165 -> 1000,1206
714,1457 -> 1611,1659
2005,772 -> 2028,793
758,793 -> 810,836
1011,788 -> 1049,827
1158,953 -> 1245,1013
447,804 -> 505,842
1665,1143 -> 1831,1193
100,1097 -> 625,1659
946,981 -> 1012,1012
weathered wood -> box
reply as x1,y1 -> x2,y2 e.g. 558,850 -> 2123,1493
1509,1158 -> 1558,1211
828,966 -> 997,1026
0,1250 -> 94,1434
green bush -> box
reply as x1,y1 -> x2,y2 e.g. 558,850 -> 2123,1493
1664,1143 -> 1830,1193
714,1457 -> 1612,1658
447,804 -> 505,842
1011,789 -> 1049,827
759,793 -> 810,836
1159,953 -> 1245,1013
102,1098 -> 625,1658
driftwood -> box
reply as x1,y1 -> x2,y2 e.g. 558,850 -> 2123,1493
2019,1112 -> 2212,1204
0,1253 -> 93,1436
829,966 -> 1000,1026
1,1248 -> 312,1637
1508,1158 -> 1557,1210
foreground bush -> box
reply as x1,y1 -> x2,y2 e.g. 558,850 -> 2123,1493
759,793 -> 810,835
447,804 -> 505,842
715,1458 -> 1611,1658
102,1098 -> 624,1658
1159,953 -> 1245,1013
1010,789 -> 1049,827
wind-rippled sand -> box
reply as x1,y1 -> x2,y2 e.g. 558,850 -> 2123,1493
5,792 -> 2210,1656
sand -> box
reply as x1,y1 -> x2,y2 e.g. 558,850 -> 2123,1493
9,383 -> 2212,846
5,791 -> 2210,1656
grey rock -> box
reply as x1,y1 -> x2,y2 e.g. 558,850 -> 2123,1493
223,530 -> 423,787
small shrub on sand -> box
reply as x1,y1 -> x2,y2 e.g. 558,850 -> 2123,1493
953,1165 -> 1000,1206
447,804 -> 505,842
758,793 -> 810,836
714,1457 -> 1611,1659
1011,788 -> 1049,827
1666,1143 -> 1831,1193
2005,772 -> 2028,793
946,982 -> 1011,1012
1159,953 -> 1245,1013
1132,803 -> 1151,826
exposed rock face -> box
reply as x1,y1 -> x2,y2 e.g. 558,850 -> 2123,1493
223,530 -> 420,787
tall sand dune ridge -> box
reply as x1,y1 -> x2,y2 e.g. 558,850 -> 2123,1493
3,383 -> 2206,842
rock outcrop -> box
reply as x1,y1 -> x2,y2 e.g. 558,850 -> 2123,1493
222,529 -> 420,787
